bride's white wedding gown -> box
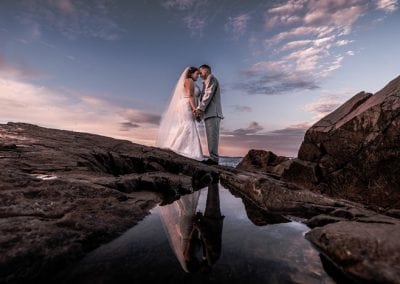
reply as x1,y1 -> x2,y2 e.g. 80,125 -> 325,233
156,68 -> 203,161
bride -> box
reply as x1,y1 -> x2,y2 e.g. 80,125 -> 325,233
155,67 -> 203,160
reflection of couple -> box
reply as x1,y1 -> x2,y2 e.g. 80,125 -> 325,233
156,65 -> 223,165
159,183 -> 224,273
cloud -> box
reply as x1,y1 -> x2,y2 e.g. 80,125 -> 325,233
220,122 -> 309,157
304,91 -> 356,119
183,15 -> 206,36
119,109 -> 161,125
119,122 -> 140,131
161,0 -> 211,37
225,13 -> 251,37
236,74 -> 319,95
227,121 -> 264,136
270,123 -> 309,136
0,78 -> 159,145
336,39 -> 353,46
0,53 -> 41,80
18,0 -> 123,41
265,0 -> 305,28
238,0 -> 395,96
53,0 -> 76,14
239,61 -> 319,95
162,0 -> 197,10
231,105 -> 252,112
376,0 -> 398,12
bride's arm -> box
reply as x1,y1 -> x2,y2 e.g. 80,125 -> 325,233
184,79 -> 197,111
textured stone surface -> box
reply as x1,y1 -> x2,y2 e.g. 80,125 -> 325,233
0,122 -> 218,283
222,160 -> 400,283
306,219 -> 400,283
236,149 -> 289,176
295,76 -> 400,208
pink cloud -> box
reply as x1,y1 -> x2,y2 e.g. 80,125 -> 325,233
303,91 -> 356,119
220,122 -> 309,157
375,0 -> 398,12
0,78 -> 159,146
0,53 -> 41,80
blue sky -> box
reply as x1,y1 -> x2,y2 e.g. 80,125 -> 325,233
0,0 -> 399,156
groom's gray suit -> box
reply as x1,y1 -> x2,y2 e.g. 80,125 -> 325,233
198,74 -> 224,163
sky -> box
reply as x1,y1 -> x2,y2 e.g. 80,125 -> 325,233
0,0 -> 399,157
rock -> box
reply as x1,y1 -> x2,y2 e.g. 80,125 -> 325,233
220,168 -> 337,215
236,149 -> 289,176
306,218 -> 400,283
281,159 -> 320,190
0,122 -> 218,282
305,214 -> 346,228
219,163 -> 400,283
295,76 -> 400,208
385,209 -> 400,219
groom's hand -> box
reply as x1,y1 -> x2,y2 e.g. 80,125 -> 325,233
194,109 -> 203,122
194,109 -> 202,115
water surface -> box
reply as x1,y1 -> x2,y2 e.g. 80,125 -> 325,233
55,184 -> 334,283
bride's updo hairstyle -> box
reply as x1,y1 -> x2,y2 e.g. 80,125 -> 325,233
186,66 -> 199,78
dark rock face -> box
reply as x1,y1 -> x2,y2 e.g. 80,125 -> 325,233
229,75 -> 400,283
0,122 -> 218,283
236,149 -> 289,176
306,219 -> 400,284
294,76 -> 400,208
220,167 -> 400,283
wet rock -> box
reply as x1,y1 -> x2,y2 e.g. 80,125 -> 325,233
0,122 -> 218,282
220,168 -> 336,216
219,164 -> 400,283
306,218 -> 400,283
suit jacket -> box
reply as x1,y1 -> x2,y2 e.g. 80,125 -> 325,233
198,74 -> 224,120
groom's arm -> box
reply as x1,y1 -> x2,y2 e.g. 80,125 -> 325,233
198,77 -> 218,112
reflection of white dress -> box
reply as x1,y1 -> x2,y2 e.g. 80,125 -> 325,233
156,71 -> 203,161
159,191 -> 200,272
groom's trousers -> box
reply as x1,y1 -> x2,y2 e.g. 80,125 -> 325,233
204,117 -> 221,162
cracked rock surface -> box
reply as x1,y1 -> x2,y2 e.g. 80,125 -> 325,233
288,76 -> 400,209
232,75 -> 400,283
0,122 -> 218,283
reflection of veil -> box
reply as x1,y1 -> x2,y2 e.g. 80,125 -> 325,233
155,67 -> 189,149
159,191 -> 200,272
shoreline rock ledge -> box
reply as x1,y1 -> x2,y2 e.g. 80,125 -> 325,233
235,75 -> 400,283
284,75 -> 400,209
0,122 -> 218,283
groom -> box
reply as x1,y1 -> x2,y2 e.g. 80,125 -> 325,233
194,64 -> 224,165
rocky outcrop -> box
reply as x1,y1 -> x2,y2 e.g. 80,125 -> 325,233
306,217 -> 400,283
233,75 -> 400,283
0,122 -> 218,283
220,167 -> 400,283
236,149 -> 290,176
286,76 -> 400,209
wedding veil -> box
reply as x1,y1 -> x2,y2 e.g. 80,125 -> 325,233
155,67 -> 190,148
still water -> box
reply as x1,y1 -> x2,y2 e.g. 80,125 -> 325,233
55,184 -> 334,283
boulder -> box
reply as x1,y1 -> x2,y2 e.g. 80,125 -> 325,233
295,76 -> 400,208
306,219 -> 400,283
236,149 -> 289,176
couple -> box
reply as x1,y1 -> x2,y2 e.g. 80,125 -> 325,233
156,65 -> 223,165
